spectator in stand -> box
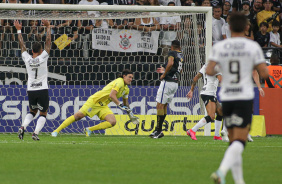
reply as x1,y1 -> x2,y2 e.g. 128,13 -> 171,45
79,0 -> 100,17
159,1 -> 181,62
95,3 -> 114,28
250,0 -> 263,36
210,0 -> 222,7
136,0 -> 148,5
183,0 -> 193,6
113,0 -> 136,4
271,0 -> 280,12
265,53 -> 282,87
158,0 -> 181,6
232,0 -> 243,12
78,19 -> 93,60
201,0 -> 211,6
242,1 -> 252,20
257,0 -> 279,32
65,0 -> 80,3
148,0 -> 161,23
132,13 -> 160,32
42,0 -> 65,3
222,13 -> 231,39
269,20 -> 281,47
245,20 -> 254,40
2,0 -> 21,3
255,22 -> 270,47
222,1 -> 231,21
20,0 -> 43,3
26,20 -> 45,48
212,6 -> 225,44
1,20 -> 16,57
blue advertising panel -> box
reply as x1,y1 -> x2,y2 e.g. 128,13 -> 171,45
0,85 -> 260,133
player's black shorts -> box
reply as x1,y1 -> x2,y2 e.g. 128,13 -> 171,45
201,94 -> 217,106
27,89 -> 49,112
222,100 -> 253,128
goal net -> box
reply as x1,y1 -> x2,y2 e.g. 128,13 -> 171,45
0,4 -> 213,136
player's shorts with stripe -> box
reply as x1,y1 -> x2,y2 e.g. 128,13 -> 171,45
156,80 -> 178,104
201,94 -> 217,106
222,100 -> 253,128
27,89 -> 49,112
79,96 -> 113,120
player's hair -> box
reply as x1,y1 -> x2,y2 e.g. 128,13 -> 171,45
272,20 -> 280,27
117,69 -> 133,78
171,40 -> 181,49
229,12 -> 248,33
32,42 -> 42,53
260,22 -> 269,28
270,53 -> 279,64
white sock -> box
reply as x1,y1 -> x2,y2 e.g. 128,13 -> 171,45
222,119 -> 227,132
218,141 -> 244,176
34,116 -> 46,134
232,155 -> 245,184
214,120 -> 222,137
192,117 -> 207,132
22,113 -> 34,129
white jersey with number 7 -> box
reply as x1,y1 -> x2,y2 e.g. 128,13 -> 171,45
208,37 -> 265,101
22,50 -> 49,91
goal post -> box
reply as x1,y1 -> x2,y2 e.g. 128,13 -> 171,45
0,4 -> 213,136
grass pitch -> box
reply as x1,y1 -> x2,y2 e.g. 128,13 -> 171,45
0,134 -> 281,184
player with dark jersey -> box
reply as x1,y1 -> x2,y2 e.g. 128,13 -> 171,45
150,40 -> 184,139
15,19 -> 51,141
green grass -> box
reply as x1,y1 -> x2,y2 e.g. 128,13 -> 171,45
0,134 -> 281,184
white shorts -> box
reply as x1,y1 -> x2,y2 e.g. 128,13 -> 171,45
156,81 -> 178,104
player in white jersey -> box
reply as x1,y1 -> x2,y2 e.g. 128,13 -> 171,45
15,19 -> 52,141
206,13 -> 269,184
186,64 -> 223,140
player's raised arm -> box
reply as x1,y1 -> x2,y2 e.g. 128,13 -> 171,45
14,20 -> 27,53
42,19 -> 51,54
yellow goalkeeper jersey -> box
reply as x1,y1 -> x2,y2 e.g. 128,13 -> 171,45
91,78 -> 129,106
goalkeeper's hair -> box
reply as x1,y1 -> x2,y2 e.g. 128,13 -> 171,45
32,42 -> 42,53
229,12 -> 248,33
117,69 -> 133,78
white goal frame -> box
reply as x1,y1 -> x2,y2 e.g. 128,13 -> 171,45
0,4 -> 213,135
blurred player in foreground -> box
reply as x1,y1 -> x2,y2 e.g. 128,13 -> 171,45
186,64 -> 223,140
221,70 -> 265,142
51,69 -> 135,137
150,40 -> 184,139
207,12 -> 269,184
16,19 -> 51,141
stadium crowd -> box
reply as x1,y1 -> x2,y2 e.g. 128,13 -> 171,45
0,0 -> 281,64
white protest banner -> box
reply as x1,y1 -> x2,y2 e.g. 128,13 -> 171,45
92,28 -> 160,53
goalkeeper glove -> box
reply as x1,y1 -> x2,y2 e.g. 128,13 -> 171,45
118,103 -> 130,111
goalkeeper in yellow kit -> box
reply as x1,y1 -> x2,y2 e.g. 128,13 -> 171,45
51,69 -> 133,137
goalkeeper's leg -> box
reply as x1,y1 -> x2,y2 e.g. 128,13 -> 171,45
53,111 -> 85,133
87,114 -> 116,131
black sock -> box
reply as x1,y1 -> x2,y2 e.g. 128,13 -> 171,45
156,115 -> 165,131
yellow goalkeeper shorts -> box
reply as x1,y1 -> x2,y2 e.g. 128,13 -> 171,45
79,97 -> 113,120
